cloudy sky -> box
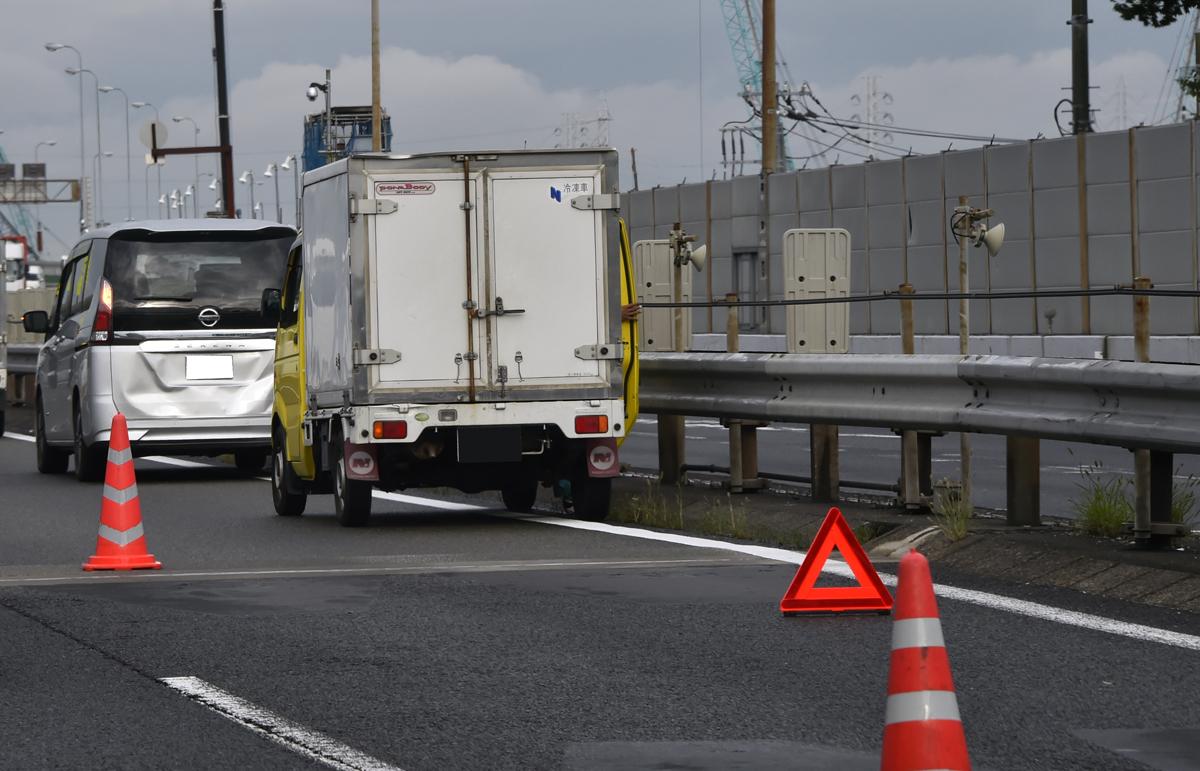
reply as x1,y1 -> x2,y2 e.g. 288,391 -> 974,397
0,0 -> 1189,255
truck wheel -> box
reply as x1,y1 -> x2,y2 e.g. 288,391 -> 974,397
35,397 -> 69,474
501,480 -> 538,513
570,476 -> 612,522
332,428 -> 372,527
73,406 -> 107,483
235,449 -> 268,474
271,428 -> 306,517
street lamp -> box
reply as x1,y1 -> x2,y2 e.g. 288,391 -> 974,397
45,42 -> 86,232
172,115 -> 201,217
99,85 -> 133,221
34,140 -> 57,162
157,193 -> 167,218
65,65 -> 103,228
131,101 -> 163,210
280,154 -> 300,226
90,151 -> 113,226
306,70 -> 332,163
238,170 -> 256,219
263,163 -> 282,223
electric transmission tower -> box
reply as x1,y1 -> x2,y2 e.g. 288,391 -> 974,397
849,76 -> 895,154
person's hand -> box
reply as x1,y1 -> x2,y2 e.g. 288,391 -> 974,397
621,303 -> 642,321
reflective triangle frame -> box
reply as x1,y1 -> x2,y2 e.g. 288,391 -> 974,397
779,507 -> 893,614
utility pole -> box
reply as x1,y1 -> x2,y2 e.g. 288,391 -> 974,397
630,147 -> 639,190
214,0 -> 235,218
1070,0 -> 1092,133
371,0 -> 381,152
761,0 -> 778,173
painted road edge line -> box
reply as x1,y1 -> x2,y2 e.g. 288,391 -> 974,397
160,676 -> 403,771
522,514 -> 1200,653
7,428 -> 1198,652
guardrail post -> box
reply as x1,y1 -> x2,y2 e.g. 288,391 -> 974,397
725,293 -> 743,491
1130,275 -> 1174,546
898,283 -> 922,509
810,423 -> 839,502
1005,435 -> 1041,526
658,416 -> 685,486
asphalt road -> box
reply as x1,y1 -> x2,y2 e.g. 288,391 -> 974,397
621,417 -> 1200,519
2,430 -> 1199,770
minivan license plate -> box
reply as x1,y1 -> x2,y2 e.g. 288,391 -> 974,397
185,355 -> 234,380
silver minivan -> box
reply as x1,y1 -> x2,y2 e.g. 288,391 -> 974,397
22,220 -> 296,480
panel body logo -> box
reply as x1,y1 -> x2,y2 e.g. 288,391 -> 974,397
375,181 -> 436,196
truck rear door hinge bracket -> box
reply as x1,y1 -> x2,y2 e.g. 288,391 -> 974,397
575,342 -> 624,360
349,197 -> 399,218
353,348 -> 401,365
570,193 -> 621,211
459,201 -> 474,211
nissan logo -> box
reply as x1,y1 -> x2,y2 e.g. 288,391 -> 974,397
198,307 -> 221,328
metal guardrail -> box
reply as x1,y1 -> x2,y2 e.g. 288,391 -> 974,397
5,343 -> 39,375
640,352 -> 1200,454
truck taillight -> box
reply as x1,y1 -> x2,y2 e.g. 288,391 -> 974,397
91,279 -> 113,344
373,420 -> 408,440
574,415 -> 609,434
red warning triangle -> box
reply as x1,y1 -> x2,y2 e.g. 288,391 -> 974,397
779,507 -> 893,614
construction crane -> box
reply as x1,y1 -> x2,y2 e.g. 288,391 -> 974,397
719,0 -> 826,175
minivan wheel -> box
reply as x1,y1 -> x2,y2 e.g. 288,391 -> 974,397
271,428 -> 306,517
35,398 -> 69,475
73,407 -> 107,483
331,427 -> 372,527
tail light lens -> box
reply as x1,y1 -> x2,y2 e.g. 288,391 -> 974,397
91,279 -> 113,344
373,420 -> 408,440
574,415 -> 609,434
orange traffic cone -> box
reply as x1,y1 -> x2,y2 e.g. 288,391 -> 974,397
880,550 -> 969,771
83,413 -> 161,571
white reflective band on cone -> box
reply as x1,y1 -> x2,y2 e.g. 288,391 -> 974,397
891,617 -> 946,650
102,483 -> 139,505
107,446 -> 133,465
97,522 -> 145,547
885,691 -> 962,725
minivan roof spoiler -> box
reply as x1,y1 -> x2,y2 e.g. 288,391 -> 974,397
85,219 -> 297,240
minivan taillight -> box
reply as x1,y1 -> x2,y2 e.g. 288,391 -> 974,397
91,279 -> 113,344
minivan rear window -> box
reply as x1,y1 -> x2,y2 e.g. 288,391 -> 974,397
104,228 -> 293,333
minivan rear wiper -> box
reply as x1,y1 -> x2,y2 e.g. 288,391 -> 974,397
134,295 -> 194,301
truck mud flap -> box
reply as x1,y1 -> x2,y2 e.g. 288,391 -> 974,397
586,438 -> 619,478
344,443 -> 380,481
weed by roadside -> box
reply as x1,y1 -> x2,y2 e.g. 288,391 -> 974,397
1172,472 -> 1200,528
931,479 -> 971,541
1070,461 -> 1131,538
610,479 -> 684,530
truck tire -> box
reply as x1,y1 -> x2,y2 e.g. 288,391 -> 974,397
73,406 -> 106,483
35,397 -> 69,474
271,427 -> 306,517
332,427 -> 372,527
235,449 -> 268,474
570,476 -> 612,522
501,480 -> 538,513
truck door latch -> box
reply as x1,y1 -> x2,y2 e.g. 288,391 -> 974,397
352,348 -> 401,365
476,296 -> 526,319
497,364 -> 509,398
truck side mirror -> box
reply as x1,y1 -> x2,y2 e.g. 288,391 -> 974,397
22,310 -> 49,334
261,288 -> 282,322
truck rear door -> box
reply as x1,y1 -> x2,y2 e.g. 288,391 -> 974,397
485,169 -> 607,391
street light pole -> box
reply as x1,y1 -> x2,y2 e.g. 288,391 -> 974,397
66,67 -> 104,227
173,115 -> 201,217
99,85 -> 132,221
45,43 -> 86,232
238,170 -> 256,218
263,163 -> 282,222
281,154 -> 299,227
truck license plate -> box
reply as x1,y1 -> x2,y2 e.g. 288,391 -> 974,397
456,426 -> 522,464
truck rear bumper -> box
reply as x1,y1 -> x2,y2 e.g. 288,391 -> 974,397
336,399 -> 626,444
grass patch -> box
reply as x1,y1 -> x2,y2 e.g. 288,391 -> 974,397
610,479 -> 684,530
698,494 -> 753,540
1172,471 -> 1200,528
931,479 -> 972,541
1070,461 -> 1132,538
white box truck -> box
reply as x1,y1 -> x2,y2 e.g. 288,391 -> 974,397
269,149 -> 631,525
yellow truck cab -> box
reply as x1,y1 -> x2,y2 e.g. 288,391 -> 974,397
267,150 -> 638,526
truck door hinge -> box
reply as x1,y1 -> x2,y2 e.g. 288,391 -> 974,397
570,193 -> 621,211
459,201 -> 474,211
575,342 -> 624,360
349,197 -> 399,218
353,348 -> 401,365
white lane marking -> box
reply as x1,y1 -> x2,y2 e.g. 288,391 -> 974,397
161,676 -> 403,771
0,557 -> 754,587
3,432 -> 35,443
520,514 -> 1200,652
7,428 -> 1197,651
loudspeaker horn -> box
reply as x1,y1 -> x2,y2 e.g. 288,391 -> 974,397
978,222 -> 1005,257
689,244 -> 708,272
